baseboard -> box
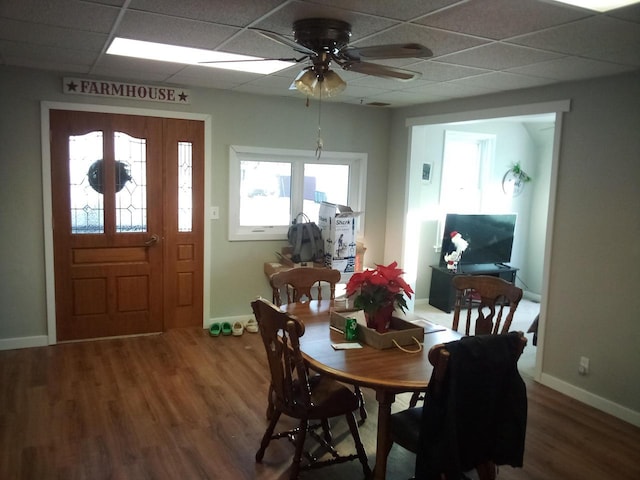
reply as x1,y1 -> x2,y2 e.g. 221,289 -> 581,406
206,314 -> 254,329
540,373 -> 640,428
0,335 -> 49,351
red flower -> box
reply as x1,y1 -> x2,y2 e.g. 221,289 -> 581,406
346,261 -> 413,314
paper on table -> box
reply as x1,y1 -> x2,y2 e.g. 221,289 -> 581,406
409,319 -> 446,334
331,342 -> 363,350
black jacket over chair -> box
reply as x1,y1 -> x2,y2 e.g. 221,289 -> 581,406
415,332 -> 527,479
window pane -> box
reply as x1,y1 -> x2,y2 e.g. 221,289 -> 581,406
240,160 -> 291,226
441,139 -> 481,213
303,163 -> 349,221
69,131 -> 104,234
115,132 -> 146,232
178,142 -> 193,232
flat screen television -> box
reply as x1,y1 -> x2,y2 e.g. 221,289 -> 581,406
439,213 -> 517,268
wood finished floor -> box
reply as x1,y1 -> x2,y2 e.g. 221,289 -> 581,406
1,327 -> 639,480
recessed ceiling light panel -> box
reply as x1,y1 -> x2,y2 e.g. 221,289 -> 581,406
106,37 -> 293,75
549,0 -> 640,12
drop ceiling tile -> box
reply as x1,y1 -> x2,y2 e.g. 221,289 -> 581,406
605,3 -> 640,23
509,16 -> 640,66
408,60 -> 491,82
454,71 -> 555,91
116,10 -> 240,50
304,0 -> 460,21
414,0 -> 592,40
0,19 -> 108,52
93,55 -> 190,79
169,64 -> 263,84
220,29 -> 302,59
354,24 -> 489,58
403,80 -> 494,99
437,43 -> 563,70
365,89 -> 452,107
0,0 -> 119,33
507,56 -> 638,81
252,1 -> 398,40
129,0 -> 286,26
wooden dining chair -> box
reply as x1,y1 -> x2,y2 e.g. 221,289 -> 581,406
269,267 -> 368,424
250,298 -> 371,480
452,274 -> 523,336
389,332 -> 528,480
409,275 -> 523,408
269,267 -> 341,306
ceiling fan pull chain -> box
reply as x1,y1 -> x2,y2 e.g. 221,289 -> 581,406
316,89 -> 323,159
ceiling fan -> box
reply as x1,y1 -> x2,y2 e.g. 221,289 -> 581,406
252,18 -> 433,97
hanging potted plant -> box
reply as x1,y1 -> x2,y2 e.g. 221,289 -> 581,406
346,261 -> 414,333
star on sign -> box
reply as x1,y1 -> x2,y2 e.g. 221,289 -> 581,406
66,81 -> 78,92
179,91 -> 188,102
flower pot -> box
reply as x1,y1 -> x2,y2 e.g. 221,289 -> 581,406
365,303 -> 395,333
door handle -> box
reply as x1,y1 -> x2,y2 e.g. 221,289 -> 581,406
145,234 -> 159,246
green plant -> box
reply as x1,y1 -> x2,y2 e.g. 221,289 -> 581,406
510,162 -> 532,182
346,261 -> 414,315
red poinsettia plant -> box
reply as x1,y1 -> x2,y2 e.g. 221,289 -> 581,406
346,261 -> 414,317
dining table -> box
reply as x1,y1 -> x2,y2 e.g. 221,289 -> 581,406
280,299 -> 462,480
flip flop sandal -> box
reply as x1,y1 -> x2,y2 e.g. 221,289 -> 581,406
221,322 -> 232,336
209,322 -> 221,337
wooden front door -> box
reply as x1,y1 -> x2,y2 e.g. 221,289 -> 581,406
50,110 -> 204,341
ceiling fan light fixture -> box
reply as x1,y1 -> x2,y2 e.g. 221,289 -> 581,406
294,69 -> 320,96
294,68 -> 346,97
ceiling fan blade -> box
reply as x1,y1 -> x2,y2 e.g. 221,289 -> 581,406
251,27 -> 318,57
198,57 -> 301,64
341,43 -> 433,60
342,61 -> 421,81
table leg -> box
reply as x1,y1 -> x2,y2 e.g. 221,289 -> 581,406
372,389 -> 395,480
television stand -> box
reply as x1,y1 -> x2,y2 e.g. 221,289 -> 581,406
428,264 -> 519,313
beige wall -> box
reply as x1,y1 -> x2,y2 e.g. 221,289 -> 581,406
386,71 -> 640,421
1,65 -> 638,425
0,66 -> 390,340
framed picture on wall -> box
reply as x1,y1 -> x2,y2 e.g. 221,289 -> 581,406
422,162 -> 432,183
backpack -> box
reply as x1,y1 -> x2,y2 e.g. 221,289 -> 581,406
287,213 -> 324,263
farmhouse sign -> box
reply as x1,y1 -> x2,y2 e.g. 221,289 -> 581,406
63,77 -> 191,104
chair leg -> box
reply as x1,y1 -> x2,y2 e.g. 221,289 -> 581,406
256,410 -> 281,462
266,385 -> 275,420
289,419 -> 308,480
408,391 -> 422,408
476,461 -> 496,480
321,418 -> 332,442
345,411 -> 372,478
354,386 -> 367,423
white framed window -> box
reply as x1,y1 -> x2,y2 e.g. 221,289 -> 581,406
436,131 -> 495,248
440,130 -> 495,213
228,145 -> 367,241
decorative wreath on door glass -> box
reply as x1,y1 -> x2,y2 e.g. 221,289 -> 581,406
88,159 -> 132,194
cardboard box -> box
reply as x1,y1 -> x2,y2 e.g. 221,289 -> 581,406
330,310 -> 424,350
318,202 -> 362,273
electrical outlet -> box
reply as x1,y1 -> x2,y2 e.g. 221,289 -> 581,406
579,356 -> 589,375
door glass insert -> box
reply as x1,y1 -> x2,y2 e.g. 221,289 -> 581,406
178,141 -> 193,232
115,132 -> 147,233
69,131 -> 104,234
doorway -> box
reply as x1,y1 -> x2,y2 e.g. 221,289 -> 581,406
403,101 -> 570,380
49,110 -> 204,341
